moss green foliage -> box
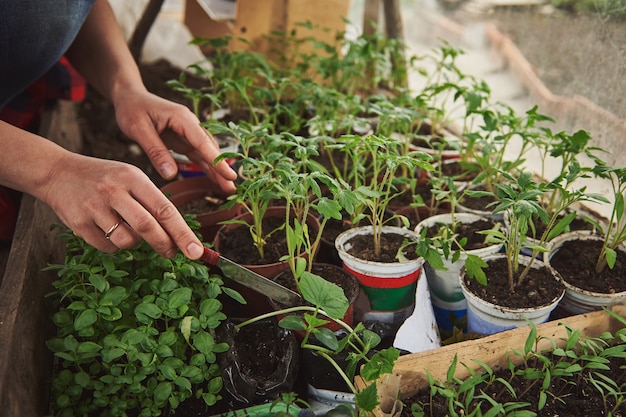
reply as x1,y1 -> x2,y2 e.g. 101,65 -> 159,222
45,217 -> 239,417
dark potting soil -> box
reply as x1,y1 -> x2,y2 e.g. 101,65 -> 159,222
345,232 -> 420,263
174,320 -> 298,417
530,211 -> 596,239
424,218 -> 500,251
178,194 -> 229,215
216,216 -> 288,265
395,206 -> 440,230
549,239 -> 626,294
440,159 -> 480,182
400,349 -> 626,416
462,256 -> 564,309
458,186 -> 498,213
272,263 -> 361,308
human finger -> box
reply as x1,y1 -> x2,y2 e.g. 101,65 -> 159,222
111,184 -> 204,259
98,218 -> 142,250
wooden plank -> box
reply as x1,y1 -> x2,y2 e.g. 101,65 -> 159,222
0,101 -> 82,417
387,305 -> 626,398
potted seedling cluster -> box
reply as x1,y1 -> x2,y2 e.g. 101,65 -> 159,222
41,17 -> 626,417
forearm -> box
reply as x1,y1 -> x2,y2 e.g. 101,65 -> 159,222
0,121 -> 69,203
65,0 -> 146,103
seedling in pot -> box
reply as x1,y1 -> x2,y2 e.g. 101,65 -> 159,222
215,123 -> 285,260
328,133 -> 433,258
589,161 -> 626,273
234,271 -> 400,416
476,170 -> 602,292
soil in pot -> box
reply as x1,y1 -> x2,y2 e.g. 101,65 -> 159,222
345,232 -> 420,263
440,158 -> 481,182
534,216 -> 595,238
273,263 -> 360,303
389,183 -> 438,210
399,347 -> 626,417
175,319 -> 300,417
423,217 -> 500,251
271,263 -> 361,331
463,256 -> 564,309
458,183 -> 498,213
216,216 -> 288,265
317,210 -> 402,265
549,238 -> 626,294
178,194 -> 228,215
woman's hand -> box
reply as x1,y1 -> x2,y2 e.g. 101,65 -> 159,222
112,88 -> 237,193
43,152 -> 205,259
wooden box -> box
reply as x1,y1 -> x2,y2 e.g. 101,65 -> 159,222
184,0 -> 352,59
356,305 -> 626,403
0,101 -> 82,417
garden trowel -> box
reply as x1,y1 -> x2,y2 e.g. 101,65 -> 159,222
200,247 -> 302,307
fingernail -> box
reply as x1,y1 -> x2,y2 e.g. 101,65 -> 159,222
161,163 -> 177,179
187,242 -> 203,259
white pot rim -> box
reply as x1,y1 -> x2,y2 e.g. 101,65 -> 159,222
545,231 -> 626,298
335,226 -> 424,273
460,254 -> 565,316
415,213 -> 504,258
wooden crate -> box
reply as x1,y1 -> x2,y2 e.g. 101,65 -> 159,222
184,0 -> 351,59
0,101 -> 82,417
356,305 -> 626,402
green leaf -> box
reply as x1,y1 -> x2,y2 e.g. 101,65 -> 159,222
174,376 -> 192,391
135,303 -> 162,323
181,316 -> 193,343
207,376 -> 223,395
75,371 -> 91,388
180,366 -> 203,383
313,327 -> 339,350
355,382 -> 379,413
299,272 -> 348,319
199,299 -> 222,316
77,341 -> 102,354
168,288 -> 192,310
100,286 -> 127,307
159,330 -> 178,347
74,309 -> 97,331
278,315 -> 307,331
193,331 -> 216,355
606,247 -> 617,269
156,345 -> 174,358
360,348 -> 400,381
464,254 -> 488,286
154,381 -> 173,406
102,347 -> 125,363
101,307 -> 122,321
89,274 -> 108,293
222,287 -> 246,304
159,364 -> 178,380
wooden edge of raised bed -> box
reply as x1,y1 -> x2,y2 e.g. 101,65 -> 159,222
0,101 -> 82,417
355,305 -> 626,401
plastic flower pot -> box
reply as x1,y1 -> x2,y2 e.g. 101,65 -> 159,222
545,231 -> 626,316
415,213 -> 504,332
160,176 -> 242,242
214,206 -> 321,316
335,226 -> 424,325
217,318 -> 300,406
460,254 -> 565,335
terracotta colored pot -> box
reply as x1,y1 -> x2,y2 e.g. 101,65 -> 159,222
160,176 -> 241,243
270,263 -> 361,339
214,206 -> 321,316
